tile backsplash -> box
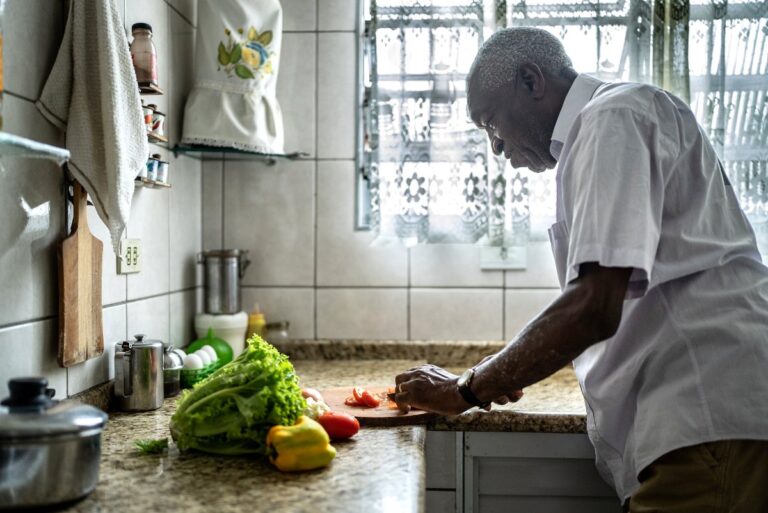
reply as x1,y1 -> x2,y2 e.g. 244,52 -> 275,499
0,0 -> 201,397
0,0 -> 559,399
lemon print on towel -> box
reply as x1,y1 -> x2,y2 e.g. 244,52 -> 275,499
217,25 -> 275,80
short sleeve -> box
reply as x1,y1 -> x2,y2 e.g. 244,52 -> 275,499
559,108 -> 667,298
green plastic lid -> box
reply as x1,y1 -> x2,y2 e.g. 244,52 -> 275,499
187,328 -> 234,364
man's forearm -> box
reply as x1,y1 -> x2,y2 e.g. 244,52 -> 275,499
471,273 -> 626,402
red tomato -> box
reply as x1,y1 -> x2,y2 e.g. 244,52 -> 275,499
344,395 -> 362,407
318,412 -> 360,440
360,389 -> 380,408
352,387 -> 365,404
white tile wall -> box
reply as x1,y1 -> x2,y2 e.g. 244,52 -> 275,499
0,1 -> 209,397
0,320 -> 67,398
504,289 -> 560,340
505,241 -> 560,288
411,245 -> 503,287
278,33 -> 317,158
168,6 -> 197,147
282,0 -> 317,31
166,0 -> 197,25
127,182 -> 171,299
316,288 -> 408,339
67,304 -> 127,395
317,32 -> 356,159
127,295 -> 171,344
201,160 -> 224,250
410,289 -> 504,340
169,155 -> 202,290
0,97 -> 65,326
223,159 -> 315,286
317,161 -> 408,286
318,0 -> 359,31
170,289 -> 198,349
3,0 -> 66,100
242,287 -> 315,339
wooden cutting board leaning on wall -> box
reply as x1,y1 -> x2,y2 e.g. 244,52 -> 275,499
58,179 -> 104,367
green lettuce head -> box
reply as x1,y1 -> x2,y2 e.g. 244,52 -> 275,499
170,335 -> 305,456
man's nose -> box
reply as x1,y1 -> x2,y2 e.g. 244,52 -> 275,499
491,136 -> 504,156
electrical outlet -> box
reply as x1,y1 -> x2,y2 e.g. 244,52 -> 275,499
117,239 -> 141,274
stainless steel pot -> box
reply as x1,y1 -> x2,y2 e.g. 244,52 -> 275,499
198,249 -> 251,314
0,377 -> 108,510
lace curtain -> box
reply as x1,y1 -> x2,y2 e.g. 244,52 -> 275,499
362,0 -> 768,254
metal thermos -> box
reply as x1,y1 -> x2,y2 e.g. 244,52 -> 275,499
197,249 -> 251,314
113,334 -> 164,411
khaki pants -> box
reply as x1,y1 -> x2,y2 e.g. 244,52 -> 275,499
624,440 -> 768,513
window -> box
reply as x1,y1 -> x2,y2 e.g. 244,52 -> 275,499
358,0 -> 768,256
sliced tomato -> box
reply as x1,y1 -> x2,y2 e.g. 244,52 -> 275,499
344,395 -> 362,407
360,389 -> 381,408
352,387 -> 365,404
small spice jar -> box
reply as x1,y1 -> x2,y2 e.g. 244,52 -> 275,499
146,153 -> 162,181
130,23 -> 158,86
142,103 -> 154,133
151,109 -> 166,136
156,160 -> 169,183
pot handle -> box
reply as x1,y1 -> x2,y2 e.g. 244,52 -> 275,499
239,251 -> 251,279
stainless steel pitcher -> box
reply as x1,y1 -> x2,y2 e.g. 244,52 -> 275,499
113,334 -> 164,411
197,249 -> 250,314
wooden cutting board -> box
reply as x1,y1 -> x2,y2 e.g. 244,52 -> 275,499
321,386 -> 437,427
58,180 -> 104,367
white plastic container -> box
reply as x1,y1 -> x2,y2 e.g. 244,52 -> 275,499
194,311 -> 248,356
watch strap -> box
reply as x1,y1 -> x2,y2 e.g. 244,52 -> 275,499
457,369 -> 490,408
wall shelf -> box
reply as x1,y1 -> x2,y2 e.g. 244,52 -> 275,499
0,131 -> 70,164
172,143 -> 308,163
135,177 -> 171,189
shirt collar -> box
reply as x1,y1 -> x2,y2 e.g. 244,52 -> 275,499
549,74 -> 604,161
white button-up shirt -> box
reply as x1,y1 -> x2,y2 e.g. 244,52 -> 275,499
548,74 -> 768,500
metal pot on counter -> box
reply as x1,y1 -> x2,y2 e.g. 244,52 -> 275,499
0,377 -> 108,510
198,249 -> 250,314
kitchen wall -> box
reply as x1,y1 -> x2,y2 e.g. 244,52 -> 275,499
0,0 -> 562,399
204,0 -> 561,341
0,0 -> 202,397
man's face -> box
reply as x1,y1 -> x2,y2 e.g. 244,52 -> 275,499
468,76 -> 558,173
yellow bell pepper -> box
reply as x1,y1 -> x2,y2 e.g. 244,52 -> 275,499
266,416 -> 336,472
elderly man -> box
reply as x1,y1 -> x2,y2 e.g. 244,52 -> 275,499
394,27 -> 768,511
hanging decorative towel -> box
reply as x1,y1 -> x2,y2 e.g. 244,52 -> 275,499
181,0 -> 284,154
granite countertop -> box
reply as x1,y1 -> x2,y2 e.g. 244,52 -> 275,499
66,355 -> 585,513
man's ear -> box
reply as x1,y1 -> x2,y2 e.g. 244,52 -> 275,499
518,62 -> 546,99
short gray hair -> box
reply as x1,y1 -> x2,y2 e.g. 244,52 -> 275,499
467,27 -> 574,102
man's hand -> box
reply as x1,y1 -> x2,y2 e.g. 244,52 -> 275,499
393,361 -> 524,415
394,364 -> 471,416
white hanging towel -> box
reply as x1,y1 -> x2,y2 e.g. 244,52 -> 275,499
181,0 -> 284,154
36,0 -> 148,253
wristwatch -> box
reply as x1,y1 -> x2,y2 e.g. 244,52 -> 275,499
457,368 -> 491,409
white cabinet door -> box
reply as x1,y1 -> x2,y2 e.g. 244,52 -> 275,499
463,432 -> 622,513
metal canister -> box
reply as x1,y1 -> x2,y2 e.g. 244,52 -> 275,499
113,334 -> 164,411
197,249 -> 251,314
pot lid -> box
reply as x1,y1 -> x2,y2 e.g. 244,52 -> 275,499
0,377 -> 108,441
